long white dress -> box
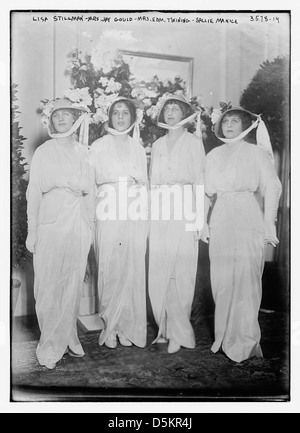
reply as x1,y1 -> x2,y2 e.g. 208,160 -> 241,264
149,130 -> 205,348
205,141 -> 282,363
90,134 -> 148,348
26,139 -> 94,367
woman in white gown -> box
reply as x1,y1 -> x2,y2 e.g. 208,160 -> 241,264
148,94 -> 206,354
201,107 -> 282,363
26,98 -> 94,369
91,97 -> 148,349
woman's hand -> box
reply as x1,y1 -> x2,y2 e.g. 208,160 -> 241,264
264,220 -> 279,247
26,232 -> 37,254
199,223 -> 210,244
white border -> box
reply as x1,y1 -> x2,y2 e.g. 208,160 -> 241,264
1,0 -> 298,414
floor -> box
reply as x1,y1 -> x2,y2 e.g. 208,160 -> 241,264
11,309 -> 289,403
11,246 -> 290,403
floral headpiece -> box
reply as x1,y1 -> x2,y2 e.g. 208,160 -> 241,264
213,106 -> 275,163
39,90 -> 92,146
209,102 -> 232,126
146,92 -> 203,139
146,92 -> 179,121
39,87 -> 92,130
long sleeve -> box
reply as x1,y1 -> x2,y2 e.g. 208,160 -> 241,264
26,149 -> 43,237
255,146 -> 282,245
149,140 -> 160,185
140,145 -> 149,186
85,150 -> 97,227
193,136 -> 206,186
192,137 -> 206,233
257,147 -> 282,223
264,178 -> 282,224
199,193 -> 211,243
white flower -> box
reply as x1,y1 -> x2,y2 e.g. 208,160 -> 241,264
175,89 -> 184,96
64,88 -> 81,103
211,108 -> 222,125
146,106 -> 155,118
106,78 -> 122,94
136,108 -> 144,124
40,99 -> 55,120
95,88 -> 105,96
149,92 -> 173,120
43,104 -> 54,118
131,87 -> 141,98
67,59 -> 81,71
132,87 -> 152,101
99,77 -> 109,88
138,90 -> 147,101
78,88 -> 93,106
142,98 -> 152,107
93,92 -> 119,118
91,46 -> 119,73
143,88 -> 158,99
92,108 -> 109,124
40,114 -> 50,129
64,87 -> 92,106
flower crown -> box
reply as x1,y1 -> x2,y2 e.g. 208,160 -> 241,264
39,87 -> 92,129
210,102 -> 232,125
146,92 -> 177,120
93,92 -> 144,126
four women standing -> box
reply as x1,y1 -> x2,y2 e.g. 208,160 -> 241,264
26,93 -> 282,368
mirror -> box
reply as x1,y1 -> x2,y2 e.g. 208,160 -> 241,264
119,49 -> 194,98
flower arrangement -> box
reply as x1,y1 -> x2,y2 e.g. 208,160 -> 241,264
42,47 -> 231,153
65,49 -> 134,144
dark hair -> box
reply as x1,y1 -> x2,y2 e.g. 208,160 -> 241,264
219,110 -> 255,142
108,100 -> 137,129
50,108 -> 81,134
158,99 -> 193,123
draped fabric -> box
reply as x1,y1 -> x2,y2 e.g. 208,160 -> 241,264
91,134 -> 148,348
205,141 -> 282,362
149,130 -> 205,348
26,139 -> 94,366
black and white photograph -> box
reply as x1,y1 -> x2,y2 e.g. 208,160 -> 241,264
2,3 -> 298,413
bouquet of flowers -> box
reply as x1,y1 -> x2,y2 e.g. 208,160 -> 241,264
47,47 -> 232,153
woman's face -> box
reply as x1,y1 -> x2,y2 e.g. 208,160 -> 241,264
51,109 -> 75,134
221,114 -> 244,139
163,103 -> 183,126
111,102 -> 132,132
